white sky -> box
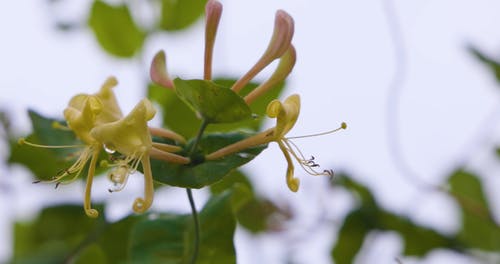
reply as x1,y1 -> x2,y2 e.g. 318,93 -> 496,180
1,0 -> 500,263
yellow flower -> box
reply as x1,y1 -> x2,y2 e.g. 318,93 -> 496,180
90,98 -> 156,213
21,77 -> 190,217
205,94 -> 346,192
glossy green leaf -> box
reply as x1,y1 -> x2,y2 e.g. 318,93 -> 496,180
148,78 -> 286,138
9,110 -> 79,180
88,0 -> 145,58
448,170 -> 500,251
130,191 -> 236,263
160,0 -> 207,31
152,132 -> 267,188
174,78 -> 252,124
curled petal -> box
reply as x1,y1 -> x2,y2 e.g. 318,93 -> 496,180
133,156 -> 154,213
94,76 -> 123,123
266,94 -> 300,139
278,141 -> 299,192
84,149 -> 100,218
150,50 -> 174,89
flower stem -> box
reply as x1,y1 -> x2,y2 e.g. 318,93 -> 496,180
186,119 -> 209,264
187,188 -> 200,264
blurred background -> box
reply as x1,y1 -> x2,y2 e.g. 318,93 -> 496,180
1,0 -> 500,263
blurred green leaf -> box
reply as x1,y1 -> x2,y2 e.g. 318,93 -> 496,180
174,78 -> 252,124
332,173 -> 462,262
469,46 -> 500,84
12,204 -> 105,264
448,170 -> 500,251
331,209 -> 371,264
151,132 -> 267,188
9,110 -> 79,180
130,190 -> 236,263
88,0 -> 145,58
160,0 -> 207,31
9,110 -> 107,181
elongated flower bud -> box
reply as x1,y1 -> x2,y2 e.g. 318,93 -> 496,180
204,0 -> 223,80
150,50 -> 174,89
232,10 -> 294,93
244,45 -> 296,104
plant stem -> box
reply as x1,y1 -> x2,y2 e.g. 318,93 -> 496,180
186,119 -> 209,264
189,119 -> 209,155
187,188 -> 200,264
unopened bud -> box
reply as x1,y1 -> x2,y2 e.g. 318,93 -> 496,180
150,50 -> 174,89
204,0 -> 223,80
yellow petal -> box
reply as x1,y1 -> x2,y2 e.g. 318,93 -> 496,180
278,141 -> 299,192
64,96 -> 102,144
90,99 -> 156,157
93,76 -> 123,123
266,94 -> 300,139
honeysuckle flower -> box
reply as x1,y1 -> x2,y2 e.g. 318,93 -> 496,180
150,0 -> 296,107
205,94 -> 346,192
21,77 -> 190,217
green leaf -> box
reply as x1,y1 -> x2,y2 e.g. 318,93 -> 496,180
12,204 -> 105,264
88,0 -> 145,58
152,132 -> 267,188
377,211 -> 461,256
448,170 -> 500,251
160,0 -> 207,31
148,78 -> 286,138
9,110 -> 79,180
174,78 -> 252,124
469,46 -> 500,84
148,83 -> 200,138
9,110 -> 107,181
130,191 -> 236,263
331,209 -> 371,264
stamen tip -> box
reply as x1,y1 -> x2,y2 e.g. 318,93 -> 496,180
18,138 -> 25,145
341,122 -> 347,129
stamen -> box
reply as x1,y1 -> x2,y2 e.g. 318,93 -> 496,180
18,138 -> 84,149
286,122 -> 347,139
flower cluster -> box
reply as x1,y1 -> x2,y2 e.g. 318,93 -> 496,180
20,0 -> 345,217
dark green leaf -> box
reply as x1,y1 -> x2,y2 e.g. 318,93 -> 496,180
88,0 -> 145,57
152,132 -> 267,188
448,170 -> 500,251
130,191 -> 236,263
174,78 -> 252,124
160,0 -> 207,31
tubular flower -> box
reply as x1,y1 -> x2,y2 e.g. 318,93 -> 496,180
205,94 -> 346,192
90,99 -> 156,213
150,0 -> 296,106
20,77 -> 190,217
